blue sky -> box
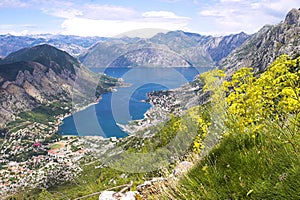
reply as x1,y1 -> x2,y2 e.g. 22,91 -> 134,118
0,0 -> 299,37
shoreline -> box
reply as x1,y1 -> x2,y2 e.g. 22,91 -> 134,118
56,97 -> 102,135
56,82 -> 131,136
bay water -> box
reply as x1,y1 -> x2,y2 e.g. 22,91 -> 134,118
58,67 -> 210,138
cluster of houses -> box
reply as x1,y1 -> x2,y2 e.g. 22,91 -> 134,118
147,91 -> 181,114
0,121 -> 87,197
122,91 -> 182,134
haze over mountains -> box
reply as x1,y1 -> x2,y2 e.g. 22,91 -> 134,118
1,31 -> 250,68
0,34 -> 106,58
79,31 -> 250,68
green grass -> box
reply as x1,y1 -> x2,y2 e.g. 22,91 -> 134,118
157,118 -> 300,200
46,159 -> 145,200
10,158 -> 146,199
49,143 -> 63,150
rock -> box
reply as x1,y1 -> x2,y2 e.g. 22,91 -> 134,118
172,161 -> 193,177
285,8 -> 300,26
136,177 -> 168,192
99,191 -> 116,200
220,8 -> 300,75
99,191 -> 137,200
120,173 -> 127,179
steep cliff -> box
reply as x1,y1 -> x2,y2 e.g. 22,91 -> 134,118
220,8 -> 300,75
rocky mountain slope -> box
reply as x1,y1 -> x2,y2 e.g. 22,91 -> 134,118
79,31 -> 249,68
0,34 -> 105,57
109,47 -> 192,67
220,8 -> 300,74
0,44 -> 120,127
202,32 -> 250,64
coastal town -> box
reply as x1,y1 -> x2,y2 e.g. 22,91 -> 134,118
0,111 -> 87,197
120,81 -> 202,135
0,101 -> 126,198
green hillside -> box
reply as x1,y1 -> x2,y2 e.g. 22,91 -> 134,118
154,54 -> 300,199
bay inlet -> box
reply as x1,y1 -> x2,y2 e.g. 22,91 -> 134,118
58,67 -> 211,138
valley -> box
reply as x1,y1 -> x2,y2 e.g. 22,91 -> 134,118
0,7 -> 299,200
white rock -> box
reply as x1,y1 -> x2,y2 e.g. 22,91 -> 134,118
99,191 -> 116,200
99,191 -> 137,200
172,161 -> 193,177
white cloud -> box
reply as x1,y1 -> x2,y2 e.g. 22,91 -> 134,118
3,0 -> 191,37
42,8 -> 83,19
220,0 -> 241,2
159,0 -> 183,2
0,24 -> 38,35
81,4 -> 137,20
197,0 -> 300,35
41,2 -> 191,37
142,11 -> 190,19
0,0 -> 27,8
35,2 -> 137,20
61,16 -> 190,37
193,0 -> 200,5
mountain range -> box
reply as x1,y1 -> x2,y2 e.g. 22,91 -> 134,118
0,31 -> 250,68
0,34 -> 106,58
79,31 -> 249,68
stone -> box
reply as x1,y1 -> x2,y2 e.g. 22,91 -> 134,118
99,191 -> 137,200
172,161 -> 193,177
285,8 -> 300,26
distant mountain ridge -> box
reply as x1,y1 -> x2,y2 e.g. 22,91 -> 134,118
0,31 -> 250,68
0,44 -> 120,127
80,31 -> 250,68
108,47 -> 192,67
0,34 -> 106,57
220,8 -> 300,74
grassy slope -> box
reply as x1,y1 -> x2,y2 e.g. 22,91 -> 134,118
165,121 -> 300,199
9,55 -> 299,199
155,55 -> 300,199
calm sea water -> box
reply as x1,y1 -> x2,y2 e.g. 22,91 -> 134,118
58,67 -> 211,138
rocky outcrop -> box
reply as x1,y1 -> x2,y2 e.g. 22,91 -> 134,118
285,8 -> 300,26
220,8 -> 300,75
203,32 -> 250,64
171,161 -> 194,177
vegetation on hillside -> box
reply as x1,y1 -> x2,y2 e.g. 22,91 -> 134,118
12,55 -> 299,199
27,105 -> 210,199
154,54 -> 300,199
